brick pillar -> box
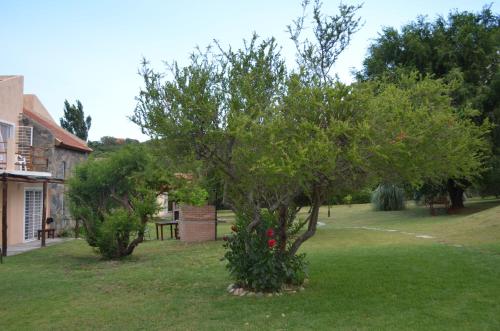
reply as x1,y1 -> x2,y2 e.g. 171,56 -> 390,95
179,205 -> 216,242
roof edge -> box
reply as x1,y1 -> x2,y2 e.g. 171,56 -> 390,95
56,141 -> 93,153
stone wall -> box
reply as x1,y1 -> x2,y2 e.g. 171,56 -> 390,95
19,114 -> 54,172
178,205 -> 216,242
49,147 -> 88,230
19,114 -> 89,231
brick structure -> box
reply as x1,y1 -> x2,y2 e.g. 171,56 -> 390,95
178,205 -> 216,242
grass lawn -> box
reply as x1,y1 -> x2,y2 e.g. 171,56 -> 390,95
1,198 -> 500,330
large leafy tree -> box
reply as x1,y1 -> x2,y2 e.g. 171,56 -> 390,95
60,99 -> 92,141
360,6 -> 500,205
132,2 -> 489,290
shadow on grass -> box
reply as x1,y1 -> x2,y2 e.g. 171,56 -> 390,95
451,198 -> 500,216
404,198 -> 500,218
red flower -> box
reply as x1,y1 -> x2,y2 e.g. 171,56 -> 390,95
231,225 -> 238,232
266,228 -> 274,238
268,239 -> 276,248
222,235 -> 229,241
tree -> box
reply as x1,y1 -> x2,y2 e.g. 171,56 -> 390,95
67,144 -> 207,259
60,100 -> 92,141
132,3 -> 489,291
87,136 -> 140,158
360,6 -> 500,206
67,145 -> 164,258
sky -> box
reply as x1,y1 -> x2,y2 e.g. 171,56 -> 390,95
1,0 -> 497,142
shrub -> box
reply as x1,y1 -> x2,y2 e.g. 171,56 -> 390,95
372,184 -> 405,211
342,194 -> 353,205
350,189 -> 373,204
68,145 -> 167,259
97,209 -> 143,259
327,189 -> 372,205
223,213 -> 307,292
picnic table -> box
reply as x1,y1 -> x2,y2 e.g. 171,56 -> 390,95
425,196 -> 450,216
155,220 -> 179,240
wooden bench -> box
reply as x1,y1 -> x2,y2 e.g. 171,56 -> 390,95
425,196 -> 450,216
37,229 -> 56,240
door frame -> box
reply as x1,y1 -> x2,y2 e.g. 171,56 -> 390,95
23,186 -> 43,242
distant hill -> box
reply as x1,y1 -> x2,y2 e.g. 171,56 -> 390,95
88,136 -> 140,157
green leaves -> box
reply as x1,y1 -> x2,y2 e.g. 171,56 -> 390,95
223,213 -> 307,291
357,74 -> 491,187
67,145 -> 166,258
360,6 -> 500,195
132,3 -> 491,285
169,184 -> 208,207
60,99 -> 91,141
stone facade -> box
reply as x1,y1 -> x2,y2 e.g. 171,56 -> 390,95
19,114 -> 89,231
49,148 -> 87,230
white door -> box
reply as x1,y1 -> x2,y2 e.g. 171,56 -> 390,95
24,189 -> 42,241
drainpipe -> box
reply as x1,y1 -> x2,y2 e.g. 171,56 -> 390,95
2,174 -> 8,257
41,181 -> 47,247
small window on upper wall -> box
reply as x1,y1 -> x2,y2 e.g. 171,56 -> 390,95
0,122 -> 14,169
0,122 -> 14,142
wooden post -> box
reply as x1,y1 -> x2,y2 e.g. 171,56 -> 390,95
2,177 -> 8,257
41,181 -> 47,247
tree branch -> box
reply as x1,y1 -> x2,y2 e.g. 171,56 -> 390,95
289,185 -> 322,256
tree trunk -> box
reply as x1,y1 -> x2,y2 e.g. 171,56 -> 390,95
289,186 -> 321,256
278,205 -> 288,253
447,179 -> 465,209
74,219 -> 80,239
124,233 -> 144,256
123,215 -> 149,256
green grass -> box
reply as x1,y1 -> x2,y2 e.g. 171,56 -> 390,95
1,199 -> 500,330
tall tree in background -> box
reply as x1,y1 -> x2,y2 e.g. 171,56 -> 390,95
60,100 -> 92,141
360,5 -> 500,207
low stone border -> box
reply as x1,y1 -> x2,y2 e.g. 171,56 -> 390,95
227,283 -> 306,297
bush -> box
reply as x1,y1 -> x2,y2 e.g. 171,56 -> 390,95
223,213 -> 307,292
350,189 -> 373,204
327,188 -> 372,205
342,194 -> 353,205
96,209 -> 143,259
68,145 -> 167,259
372,184 -> 405,211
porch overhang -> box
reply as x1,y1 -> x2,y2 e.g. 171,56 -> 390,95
0,170 -> 64,184
1,171 -> 64,256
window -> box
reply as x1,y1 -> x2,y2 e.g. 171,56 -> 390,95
0,122 -> 13,141
61,194 -> 65,217
0,122 -> 14,169
61,161 -> 66,179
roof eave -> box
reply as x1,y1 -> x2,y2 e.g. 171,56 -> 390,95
56,142 -> 93,153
